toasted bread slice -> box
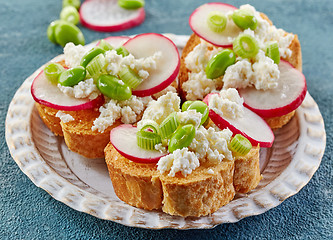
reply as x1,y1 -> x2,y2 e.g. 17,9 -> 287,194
105,142 -> 260,217
178,13 -> 302,129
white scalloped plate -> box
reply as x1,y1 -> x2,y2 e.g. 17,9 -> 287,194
5,34 -> 326,229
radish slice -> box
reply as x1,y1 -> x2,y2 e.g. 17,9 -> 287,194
110,124 -> 166,163
80,0 -> 145,32
96,36 -> 130,48
31,70 -> 103,111
239,60 -> 307,118
189,2 -> 241,47
203,93 -> 274,148
123,33 -> 180,97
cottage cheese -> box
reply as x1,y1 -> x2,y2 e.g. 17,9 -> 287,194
92,95 -> 152,133
152,85 -> 177,99
223,50 -> 280,90
176,110 -> 202,128
63,43 -> 87,68
55,111 -> 74,123
188,126 -> 233,165
208,88 -> 244,119
58,78 -> 100,100
138,92 -> 180,127
157,148 -> 200,177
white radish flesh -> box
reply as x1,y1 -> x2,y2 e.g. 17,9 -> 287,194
31,70 -> 103,111
110,124 -> 166,163
189,3 -> 241,47
124,33 -> 180,97
80,0 -> 145,32
239,60 -> 307,118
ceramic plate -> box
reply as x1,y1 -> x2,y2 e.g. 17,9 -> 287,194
5,34 -> 326,229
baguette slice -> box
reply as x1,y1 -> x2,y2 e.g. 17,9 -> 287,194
105,142 -> 260,217
178,13 -> 302,129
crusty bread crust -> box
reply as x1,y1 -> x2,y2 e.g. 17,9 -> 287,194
35,102 -> 120,158
105,142 -> 261,217
178,14 -> 303,129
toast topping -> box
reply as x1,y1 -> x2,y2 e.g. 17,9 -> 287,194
55,111 -> 75,123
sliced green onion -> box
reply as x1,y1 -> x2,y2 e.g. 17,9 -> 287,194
137,130 -> 161,150
159,112 -> 179,139
118,66 -> 142,89
63,0 -> 81,10
116,46 -> 130,57
207,11 -> 227,33
266,41 -> 280,64
228,134 -> 252,156
138,119 -> 160,134
98,39 -> 114,51
233,34 -> 259,59
168,124 -> 196,153
96,74 -> 132,100
60,6 -> 80,25
58,66 -> 86,86
187,101 -> 209,126
118,0 -> 145,10
80,47 -> 105,68
232,9 -> 258,30
86,53 -> 106,77
205,49 -> 236,79
44,63 -> 65,84
181,101 -> 193,112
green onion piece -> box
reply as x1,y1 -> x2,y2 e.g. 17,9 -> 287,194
137,130 -> 161,150
44,63 -> 65,84
205,49 -> 236,79
98,39 -> 114,51
168,124 -> 196,153
187,101 -> 209,126
118,66 -> 142,89
80,47 -> 105,68
207,11 -> 227,33
266,41 -> 280,64
159,112 -> 179,139
116,46 -> 130,57
138,119 -> 160,134
54,21 -> 85,47
60,6 -> 80,25
181,101 -> 193,112
58,66 -> 86,86
233,34 -> 259,59
232,9 -> 258,30
86,53 -> 106,77
63,0 -> 81,10
118,0 -> 145,10
228,134 -> 252,156
96,74 -> 132,100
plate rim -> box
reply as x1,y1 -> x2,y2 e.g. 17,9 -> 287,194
5,34 -> 326,229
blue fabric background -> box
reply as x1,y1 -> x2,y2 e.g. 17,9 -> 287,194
1,0 -> 332,239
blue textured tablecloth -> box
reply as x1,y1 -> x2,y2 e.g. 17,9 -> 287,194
1,0 -> 332,239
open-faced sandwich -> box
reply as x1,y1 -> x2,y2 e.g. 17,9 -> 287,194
31,33 -> 180,158
104,2 -> 307,217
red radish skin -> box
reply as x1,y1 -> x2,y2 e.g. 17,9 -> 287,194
203,93 -> 274,148
31,70 -> 104,111
80,0 -> 145,32
189,2 -> 240,47
96,36 -> 130,48
123,33 -> 180,97
110,124 -> 166,163
239,60 -> 307,118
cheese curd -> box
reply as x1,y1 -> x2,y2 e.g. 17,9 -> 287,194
176,110 -> 202,128
208,88 -> 244,119
63,43 -> 87,68
92,95 -> 152,133
138,92 -> 180,127
55,111 -> 74,123
58,78 -> 100,100
157,148 -> 200,177
188,126 -> 233,165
